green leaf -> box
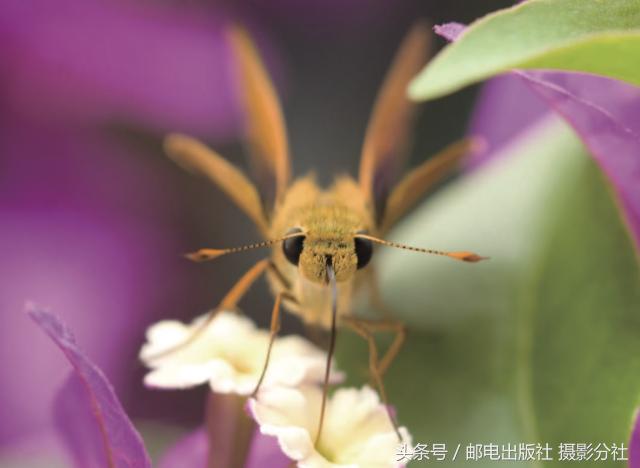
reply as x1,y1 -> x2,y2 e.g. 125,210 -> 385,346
337,117 -> 640,466
408,0 -> 640,101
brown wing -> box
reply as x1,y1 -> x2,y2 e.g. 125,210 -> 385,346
165,134 -> 269,235
227,26 -> 290,212
380,138 -> 474,233
358,21 -> 431,226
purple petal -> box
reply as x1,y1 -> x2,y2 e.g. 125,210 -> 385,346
157,424 -> 289,468
467,74 -> 549,169
158,428 -> 207,468
1,0 -> 239,138
28,306 -> 151,468
514,70 -> 640,251
244,398 -> 291,468
245,430 -> 290,468
436,22 -> 640,250
631,410 -> 640,468
54,376 -> 117,467
433,22 -> 466,42
0,430 -> 70,465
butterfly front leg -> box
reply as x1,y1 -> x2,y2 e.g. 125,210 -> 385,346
251,263 -> 298,396
145,259 -> 270,363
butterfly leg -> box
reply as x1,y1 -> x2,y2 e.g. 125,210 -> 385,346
361,270 -> 408,376
251,291 -> 284,396
145,258 -> 269,363
251,260 -> 299,396
352,317 -> 407,377
343,316 -> 406,440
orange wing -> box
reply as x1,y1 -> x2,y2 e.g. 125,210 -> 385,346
165,134 -> 269,235
227,26 -> 291,213
380,138 -> 474,233
358,21 -> 431,226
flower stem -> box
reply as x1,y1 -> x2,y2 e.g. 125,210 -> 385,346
206,392 -> 255,468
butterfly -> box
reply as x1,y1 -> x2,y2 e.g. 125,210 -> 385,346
159,22 -> 484,443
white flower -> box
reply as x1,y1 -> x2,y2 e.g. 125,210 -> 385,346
139,311 -> 343,395
248,385 -> 411,468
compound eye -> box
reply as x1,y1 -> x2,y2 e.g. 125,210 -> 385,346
355,236 -> 373,269
282,228 -> 305,266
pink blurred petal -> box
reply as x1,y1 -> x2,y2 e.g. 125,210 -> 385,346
54,377 -> 121,467
29,306 -> 151,467
0,122 -> 186,443
433,22 -> 466,42
0,430 -> 70,466
1,0 -> 240,138
245,430 -> 290,468
244,398 -> 291,468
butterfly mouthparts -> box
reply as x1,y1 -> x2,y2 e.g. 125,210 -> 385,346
325,256 -> 336,286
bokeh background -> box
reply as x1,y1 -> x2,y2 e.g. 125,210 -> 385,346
0,0 -> 557,460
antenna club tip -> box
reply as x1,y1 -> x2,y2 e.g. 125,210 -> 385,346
184,252 -> 205,262
185,249 -> 225,262
450,252 -> 489,263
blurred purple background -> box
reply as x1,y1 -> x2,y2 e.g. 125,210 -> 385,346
0,0 -> 514,454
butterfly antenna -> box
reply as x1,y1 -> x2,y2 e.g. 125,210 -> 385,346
354,233 -> 488,262
186,232 -> 305,262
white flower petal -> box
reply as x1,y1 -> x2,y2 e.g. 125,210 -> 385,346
144,362 -> 222,389
140,311 -> 342,395
249,385 -> 411,468
139,320 -> 191,361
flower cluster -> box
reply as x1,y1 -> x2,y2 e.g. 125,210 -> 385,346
140,311 -> 341,394
140,310 -> 411,467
